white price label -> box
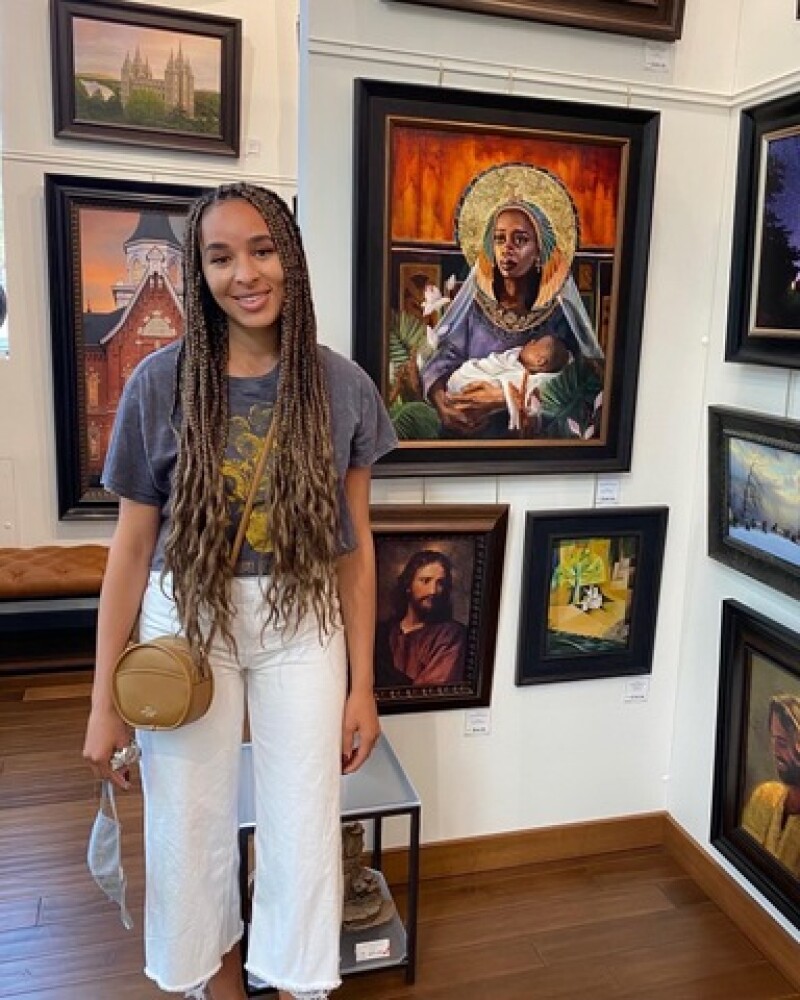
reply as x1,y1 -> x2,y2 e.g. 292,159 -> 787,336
595,477 -> 621,506
355,938 -> 391,962
644,41 -> 670,72
624,678 -> 650,703
465,708 -> 491,736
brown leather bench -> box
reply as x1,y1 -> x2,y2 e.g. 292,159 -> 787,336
0,545 -> 108,600
0,545 -> 108,675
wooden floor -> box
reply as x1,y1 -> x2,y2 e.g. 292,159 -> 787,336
1,672 -> 798,1000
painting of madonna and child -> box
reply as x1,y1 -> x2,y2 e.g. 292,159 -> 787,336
354,83 -> 658,473
380,126 -> 639,448
387,154 -> 610,444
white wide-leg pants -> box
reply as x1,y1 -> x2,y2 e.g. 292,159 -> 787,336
137,573 -> 346,997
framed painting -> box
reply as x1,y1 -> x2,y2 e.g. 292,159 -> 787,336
387,0 -> 685,41
725,90 -> 800,368
353,78 -> 659,476
46,173 -> 210,520
50,0 -> 241,155
711,600 -> 800,932
708,406 -> 800,600
515,506 -> 668,685
372,504 -> 508,713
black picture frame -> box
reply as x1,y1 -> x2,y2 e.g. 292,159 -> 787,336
711,600 -> 800,932
387,0 -> 685,41
708,406 -> 800,600
50,0 -> 241,156
353,78 -> 659,477
372,504 -> 508,714
515,506 -> 668,685
725,90 -> 800,368
46,173 -> 210,520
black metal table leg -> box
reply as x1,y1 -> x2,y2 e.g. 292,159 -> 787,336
238,828 -> 252,996
405,806 -> 421,984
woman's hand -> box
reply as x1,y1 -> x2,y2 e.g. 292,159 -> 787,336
337,467 -> 381,775
83,705 -> 135,790
451,381 -> 506,413
85,497 -> 158,791
341,687 -> 380,775
430,380 -> 506,434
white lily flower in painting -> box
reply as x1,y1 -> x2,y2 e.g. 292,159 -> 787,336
426,324 -> 439,351
421,283 -> 450,317
523,390 -> 542,416
567,418 -> 596,440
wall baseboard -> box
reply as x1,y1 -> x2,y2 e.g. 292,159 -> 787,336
661,815 -> 800,991
381,812 -> 665,883
378,811 -> 800,990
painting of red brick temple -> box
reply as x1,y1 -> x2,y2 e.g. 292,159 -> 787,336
79,206 -> 186,479
46,175 -> 209,519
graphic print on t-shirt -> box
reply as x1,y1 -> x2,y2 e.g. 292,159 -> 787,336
221,402 -> 274,572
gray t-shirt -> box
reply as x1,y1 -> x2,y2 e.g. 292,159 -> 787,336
102,340 -> 397,574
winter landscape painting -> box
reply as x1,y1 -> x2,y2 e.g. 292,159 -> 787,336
709,406 -> 800,600
727,437 -> 800,568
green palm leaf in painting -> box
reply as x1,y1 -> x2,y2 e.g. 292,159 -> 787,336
539,359 -> 603,438
388,310 -> 428,365
388,311 -> 430,404
390,400 -> 441,440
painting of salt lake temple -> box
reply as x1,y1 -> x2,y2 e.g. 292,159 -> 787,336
516,508 -> 668,685
709,406 -> 800,601
51,0 -> 241,154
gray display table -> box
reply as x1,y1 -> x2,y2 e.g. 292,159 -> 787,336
237,734 -> 421,994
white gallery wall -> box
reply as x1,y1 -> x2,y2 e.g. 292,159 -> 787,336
299,0 -> 800,942
0,0 -> 798,942
299,0 -> 716,836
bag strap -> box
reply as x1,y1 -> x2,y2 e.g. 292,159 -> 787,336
122,413 -> 277,651
228,413 -> 278,568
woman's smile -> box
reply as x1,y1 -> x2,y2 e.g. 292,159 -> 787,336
233,290 -> 271,311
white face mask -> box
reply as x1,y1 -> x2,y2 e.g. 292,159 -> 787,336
87,780 -> 133,930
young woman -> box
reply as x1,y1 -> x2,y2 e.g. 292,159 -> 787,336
83,182 -> 397,1000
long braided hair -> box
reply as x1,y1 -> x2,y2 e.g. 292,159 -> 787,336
163,182 -> 341,662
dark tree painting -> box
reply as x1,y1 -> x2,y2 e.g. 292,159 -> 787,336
754,133 -> 800,332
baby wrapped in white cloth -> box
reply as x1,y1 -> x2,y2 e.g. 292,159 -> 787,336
446,333 -> 572,431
